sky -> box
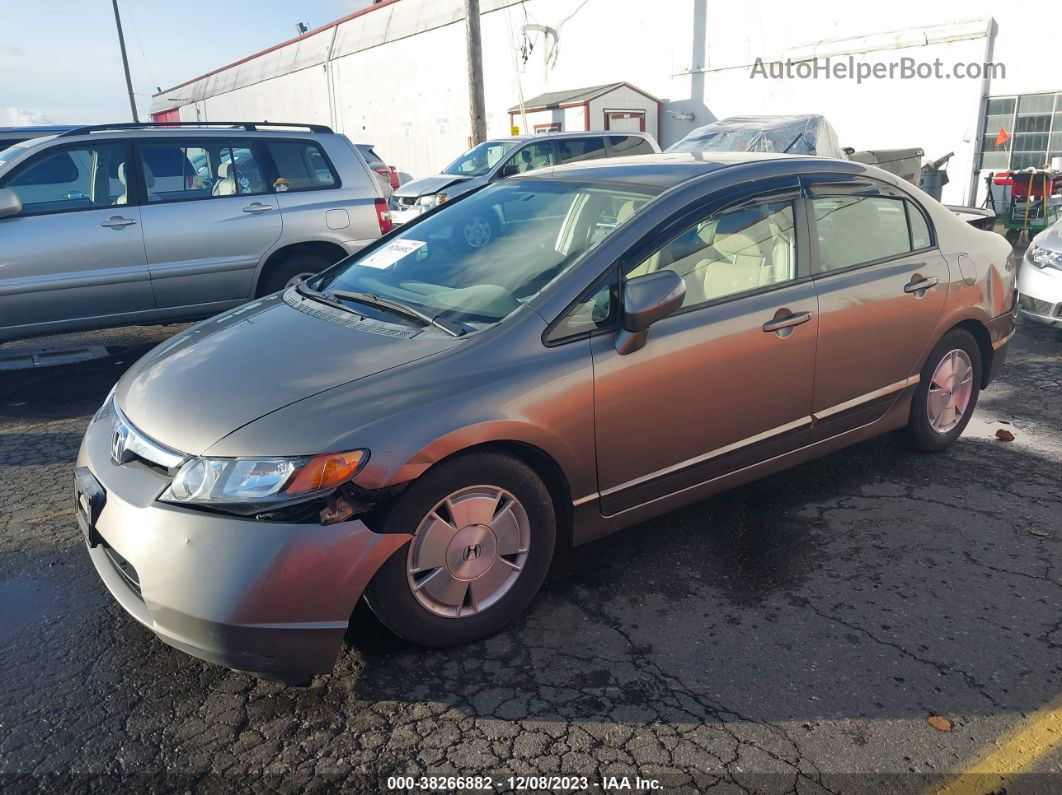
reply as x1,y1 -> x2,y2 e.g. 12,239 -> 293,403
0,0 -> 371,126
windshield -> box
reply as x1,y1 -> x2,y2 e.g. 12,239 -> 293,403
316,179 -> 658,329
442,140 -> 517,177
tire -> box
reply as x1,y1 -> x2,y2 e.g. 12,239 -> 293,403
904,329 -> 982,452
257,252 -> 334,296
1004,228 -> 1021,245
461,213 -> 497,249
365,452 -> 556,648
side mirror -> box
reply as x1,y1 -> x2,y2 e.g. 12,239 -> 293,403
496,163 -> 519,179
0,188 -> 22,219
615,270 -> 686,355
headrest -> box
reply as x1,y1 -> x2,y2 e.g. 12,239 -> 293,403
217,161 -> 232,179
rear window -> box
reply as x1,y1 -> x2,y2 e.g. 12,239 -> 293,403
266,140 -> 338,192
608,135 -> 655,156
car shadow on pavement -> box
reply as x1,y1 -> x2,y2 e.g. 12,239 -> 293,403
341,423 -> 1061,736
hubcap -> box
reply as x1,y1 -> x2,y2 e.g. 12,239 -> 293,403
284,272 -> 314,289
927,348 -> 973,434
406,485 -> 530,618
463,217 -> 492,248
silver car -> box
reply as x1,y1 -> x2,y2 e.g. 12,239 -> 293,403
390,131 -> 659,244
0,122 -> 390,343
76,152 -> 1015,684
1017,215 -> 1062,326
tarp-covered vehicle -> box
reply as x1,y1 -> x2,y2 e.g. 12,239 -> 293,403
667,114 -> 845,159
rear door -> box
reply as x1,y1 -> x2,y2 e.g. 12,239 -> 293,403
136,137 -> 282,308
806,173 -> 949,423
0,140 -> 154,333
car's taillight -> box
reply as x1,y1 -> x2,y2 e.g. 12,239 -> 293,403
388,166 -> 400,190
374,198 -> 393,235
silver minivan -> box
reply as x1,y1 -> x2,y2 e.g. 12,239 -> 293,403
0,122 -> 390,343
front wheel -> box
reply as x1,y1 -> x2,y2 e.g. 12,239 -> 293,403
904,329 -> 982,452
365,452 -> 556,647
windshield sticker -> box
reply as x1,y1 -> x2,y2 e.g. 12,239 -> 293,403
359,239 -> 427,269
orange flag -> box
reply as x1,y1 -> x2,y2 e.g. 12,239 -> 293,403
994,126 -> 1010,148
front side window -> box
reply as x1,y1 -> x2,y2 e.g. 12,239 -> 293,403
504,142 -> 555,175
316,179 -> 658,330
266,141 -> 336,191
626,200 -> 798,309
812,196 -> 911,271
1,142 -> 127,215
442,140 -> 516,177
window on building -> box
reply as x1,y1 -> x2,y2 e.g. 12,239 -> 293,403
979,92 -> 1062,170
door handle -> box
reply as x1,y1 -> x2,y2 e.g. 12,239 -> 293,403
242,202 -> 273,214
904,275 -> 939,294
100,216 -> 137,228
762,310 -> 812,334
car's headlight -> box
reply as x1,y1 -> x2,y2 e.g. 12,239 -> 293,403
417,193 -> 446,208
160,450 -> 368,514
93,387 -> 117,424
1028,244 -> 1062,270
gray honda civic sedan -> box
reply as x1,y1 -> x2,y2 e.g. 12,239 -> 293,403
77,152 -> 1016,682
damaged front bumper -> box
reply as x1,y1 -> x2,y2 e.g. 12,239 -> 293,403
76,411 -> 409,680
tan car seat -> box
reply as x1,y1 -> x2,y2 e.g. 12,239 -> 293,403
213,161 -> 237,196
115,161 -> 158,204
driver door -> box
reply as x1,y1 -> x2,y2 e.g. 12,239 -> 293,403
0,140 -> 154,334
585,177 -> 820,515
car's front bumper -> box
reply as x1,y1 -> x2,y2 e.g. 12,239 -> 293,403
76,411 -> 408,679
1016,257 -> 1062,326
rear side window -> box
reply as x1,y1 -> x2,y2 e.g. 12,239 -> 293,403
907,202 -> 933,249
138,140 -> 269,202
556,137 -> 606,164
266,141 -> 337,192
608,135 -> 655,156
812,196 -> 911,272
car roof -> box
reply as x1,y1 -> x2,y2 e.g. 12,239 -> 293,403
0,125 -> 76,133
514,151 -> 837,190
496,130 -> 652,145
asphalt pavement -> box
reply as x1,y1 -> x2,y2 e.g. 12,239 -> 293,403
0,318 -> 1060,793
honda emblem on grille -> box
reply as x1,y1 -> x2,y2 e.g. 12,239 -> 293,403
111,423 -> 129,465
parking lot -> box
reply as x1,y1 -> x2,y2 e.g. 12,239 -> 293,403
0,315 -> 1058,792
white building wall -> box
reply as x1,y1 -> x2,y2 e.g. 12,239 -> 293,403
154,0 -> 1059,204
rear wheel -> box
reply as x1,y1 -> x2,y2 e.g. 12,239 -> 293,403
904,329 -> 981,452
257,252 -> 334,296
365,452 -> 556,647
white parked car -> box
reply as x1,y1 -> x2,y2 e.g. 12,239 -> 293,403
1017,216 -> 1062,327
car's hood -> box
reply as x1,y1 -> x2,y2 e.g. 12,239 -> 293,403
115,293 -> 461,455
393,173 -> 477,198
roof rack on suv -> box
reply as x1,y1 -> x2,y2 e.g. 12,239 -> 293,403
58,121 -> 334,137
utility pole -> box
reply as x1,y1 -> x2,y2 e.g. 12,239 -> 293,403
464,0 -> 486,145
111,0 -> 140,122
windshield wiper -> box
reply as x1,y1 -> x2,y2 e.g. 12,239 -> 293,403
296,282 -> 357,314
331,290 -> 465,337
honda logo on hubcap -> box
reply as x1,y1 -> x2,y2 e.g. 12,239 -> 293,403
463,544 -> 482,561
